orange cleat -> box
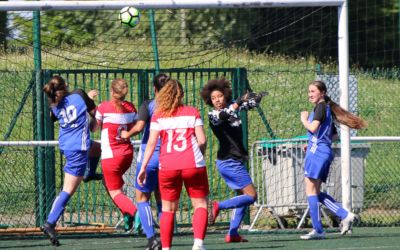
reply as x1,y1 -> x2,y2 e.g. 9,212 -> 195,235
224,235 -> 248,243
208,201 -> 220,225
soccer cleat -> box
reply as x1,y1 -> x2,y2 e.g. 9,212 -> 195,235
208,201 -> 220,225
300,230 -> 326,240
41,222 -> 60,246
341,212 -> 356,235
192,244 -> 207,250
83,173 -> 103,183
145,236 -> 161,250
123,214 -> 134,232
224,235 -> 249,243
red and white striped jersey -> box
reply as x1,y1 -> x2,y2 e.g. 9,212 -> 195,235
150,105 -> 206,170
96,100 -> 137,159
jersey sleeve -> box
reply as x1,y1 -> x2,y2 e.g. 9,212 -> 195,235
73,89 -> 96,113
137,100 -> 150,121
95,103 -> 104,123
150,114 -> 160,131
194,108 -> 204,127
313,102 -> 327,122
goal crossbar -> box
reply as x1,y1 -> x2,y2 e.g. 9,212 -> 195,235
0,0 -> 344,11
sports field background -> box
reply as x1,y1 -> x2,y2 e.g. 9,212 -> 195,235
1,227 -> 399,249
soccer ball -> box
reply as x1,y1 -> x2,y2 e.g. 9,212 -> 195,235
119,7 -> 141,28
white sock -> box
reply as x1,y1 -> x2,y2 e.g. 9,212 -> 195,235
194,238 -> 204,246
162,248 -> 171,250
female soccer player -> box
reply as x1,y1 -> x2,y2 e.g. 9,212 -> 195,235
120,73 -> 169,250
137,79 -> 209,250
300,80 -> 366,240
41,75 -> 98,246
200,78 -> 264,243
94,78 -> 139,237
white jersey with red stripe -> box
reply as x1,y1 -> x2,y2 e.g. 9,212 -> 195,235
95,100 -> 137,159
150,105 -> 205,170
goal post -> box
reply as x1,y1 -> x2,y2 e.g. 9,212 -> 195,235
0,0 -> 354,230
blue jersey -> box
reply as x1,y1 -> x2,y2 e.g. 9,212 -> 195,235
137,99 -> 161,164
306,102 -> 334,155
51,93 -> 91,151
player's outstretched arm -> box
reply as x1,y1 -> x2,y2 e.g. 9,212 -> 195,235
195,125 -> 207,156
137,129 -> 159,186
121,120 -> 146,139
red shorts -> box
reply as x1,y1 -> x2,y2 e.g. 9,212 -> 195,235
159,167 -> 209,201
102,154 -> 133,191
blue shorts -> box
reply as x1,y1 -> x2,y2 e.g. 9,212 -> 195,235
135,152 -> 160,193
216,158 -> 253,190
304,150 -> 333,182
62,150 -> 88,177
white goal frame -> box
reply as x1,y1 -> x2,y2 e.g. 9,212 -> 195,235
0,0 -> 352,210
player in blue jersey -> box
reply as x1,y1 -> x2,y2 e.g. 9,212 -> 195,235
200,78 -> 265,243
41,76 -> 98,246
120,73 -> 169,250
300,80 -> 367,240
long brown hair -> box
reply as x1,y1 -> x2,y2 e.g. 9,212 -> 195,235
42,75 -> 69,105
311,80 -> 367,129
111,78 -> 128,111
155,79 -> 184,117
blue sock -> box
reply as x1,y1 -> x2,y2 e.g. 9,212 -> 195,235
47,191 -> 70,225
228,206 -> 246,236
137,201 -> 155,239
157,202 -> 162,220
318,192 -> 348,220
307,195 -> 323,233
87,156 -> 100,176
218,195 -> 255,210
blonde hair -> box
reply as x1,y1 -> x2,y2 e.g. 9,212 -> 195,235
311,80 -> 367,129
155,79 -> 184,117
111,78 -> 128,111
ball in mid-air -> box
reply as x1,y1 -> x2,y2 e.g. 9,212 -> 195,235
119,7 -> 141,28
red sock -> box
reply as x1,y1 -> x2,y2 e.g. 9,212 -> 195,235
193,207 -> 208,240
113,193 -> 137,217
160,211 -> 175,248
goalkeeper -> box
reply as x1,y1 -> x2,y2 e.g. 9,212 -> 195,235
200,78 -> 266,243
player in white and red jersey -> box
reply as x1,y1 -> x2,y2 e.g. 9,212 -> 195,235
94,78 -> 138,224
137,79 -> 209,250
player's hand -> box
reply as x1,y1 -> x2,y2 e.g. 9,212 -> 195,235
87,90 -> 99,100
300,111 -> 309,122
120,130 -> 130,139
137,168 -> 147,187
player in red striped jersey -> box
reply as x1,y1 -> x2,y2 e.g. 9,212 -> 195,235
94,78 -> 138,225
137,79 -> 209,250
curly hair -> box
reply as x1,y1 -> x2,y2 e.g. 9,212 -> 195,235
155,79 -> 184,117
42,75 -> 69,104
311,80 -> 367,129
200,78 -> 232,106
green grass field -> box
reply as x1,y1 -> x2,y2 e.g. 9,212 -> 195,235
1,227 -> 400,249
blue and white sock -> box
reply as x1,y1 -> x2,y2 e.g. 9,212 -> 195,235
47,191 -> 70,225
138,201 -> 155,239
218,195 -> 255,210
307,195 -> 323,233
318,192 -> 348,220
228,206 -> 246,236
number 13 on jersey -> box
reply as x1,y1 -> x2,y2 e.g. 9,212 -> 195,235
166,128 -> 187,153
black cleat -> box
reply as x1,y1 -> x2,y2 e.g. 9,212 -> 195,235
145,236 -> 161,250
41,222 -> 60,247
83,173 -> 103,183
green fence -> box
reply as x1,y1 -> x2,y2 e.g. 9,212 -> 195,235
0,67 -> 256,231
